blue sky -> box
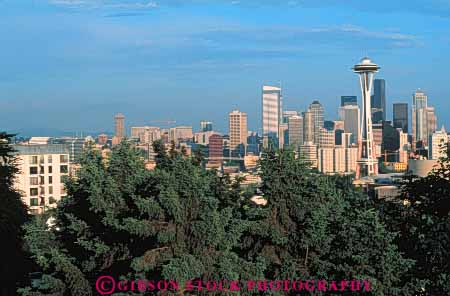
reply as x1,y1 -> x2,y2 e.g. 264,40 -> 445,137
1,0 -> 450,135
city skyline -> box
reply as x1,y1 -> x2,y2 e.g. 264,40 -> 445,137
1,0 -> 450,134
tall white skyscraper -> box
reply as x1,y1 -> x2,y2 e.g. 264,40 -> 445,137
262,85 -> 282,148
412,89 -> 429,149
309,100 -> 324,144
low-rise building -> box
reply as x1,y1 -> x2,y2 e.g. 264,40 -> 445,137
13,144 -> 70,214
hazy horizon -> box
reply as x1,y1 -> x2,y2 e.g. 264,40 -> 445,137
1,0 -> 449,135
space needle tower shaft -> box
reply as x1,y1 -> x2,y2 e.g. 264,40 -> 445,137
353,57 -> 380,179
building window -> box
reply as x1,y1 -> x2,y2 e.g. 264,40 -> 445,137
39,155 -> 45,164
60,165 -> 68,174
48,186 -> 53,194
60,187 -> 66,195
49,196 -> 56,204
30,198 -> 39,206
40,176 -> 45,185
49,176 -> 53,184
30,188 -> 38,196
48,155 -> 52,163
30,167 -> 38,175
48,166 -> 52,174
30,177 -> 39,185
29,156 -> 38,165
60,155 -> 68,163
40,166 -> 45,174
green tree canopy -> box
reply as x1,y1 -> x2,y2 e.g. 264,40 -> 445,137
0,132 -> 30,295
243,149 -> 413,295
20,141 -> 255,295
379,148 -> 450,295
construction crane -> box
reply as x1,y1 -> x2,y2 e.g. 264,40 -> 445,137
148,120 -> 176,127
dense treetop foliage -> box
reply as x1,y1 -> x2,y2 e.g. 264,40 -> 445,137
13,140 -> 450,295
0,132 -> 30,295
378,149 -> 450,295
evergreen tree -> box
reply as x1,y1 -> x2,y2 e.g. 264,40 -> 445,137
244,149 -> 413,295
20,141 -> 254,295
379,147 -> 450,295
0,132 -> 30,295
20,141 -> 418,295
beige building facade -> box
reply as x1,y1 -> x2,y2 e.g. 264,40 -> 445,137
13,144 -> 70,214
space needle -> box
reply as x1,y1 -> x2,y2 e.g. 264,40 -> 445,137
353,57 -> 380,179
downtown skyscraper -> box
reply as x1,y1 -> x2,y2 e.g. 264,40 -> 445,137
341,96 -> 357,107
371,79 -> 386,123
114,113 -> 125,138
287,115 -> 303,149
302,110 -> 314,143
393,103 -> 408,133
339,105 -> 360,145
412,89 -> 437,149
113,113 -> 125,146
229,110 -> 248,157
309,100 -> 325,144
262,85 -> 282,148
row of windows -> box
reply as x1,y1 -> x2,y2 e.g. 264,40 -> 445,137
30,176 -> 53,185
29,154 -> 69,165
29,165 -> 68,175
29,186 -> 65,196
29,196 -> 58,207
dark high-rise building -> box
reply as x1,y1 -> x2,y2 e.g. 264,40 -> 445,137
324,120 -> 335,131
393,103 -> 408,133
340,96 -> 357,107
247,132 -> 261,155
335,129 -> 344,146
200,121 -> 213,132
371,79 -> 386,123
382,121 -> 400,157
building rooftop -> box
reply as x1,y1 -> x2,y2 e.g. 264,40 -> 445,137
13,144 -> 70,155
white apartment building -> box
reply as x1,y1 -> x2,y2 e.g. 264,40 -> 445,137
13,144 -> 70,214
169,126 -> 193,144
318,128 -> 335,148
299,141 -> 318,168
318,147 -> 358,174
429,126 -> 448,160
194,131 -> 220,145
131,126 -> 161,144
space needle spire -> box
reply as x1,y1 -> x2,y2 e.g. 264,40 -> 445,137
353,57 -> 380,179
